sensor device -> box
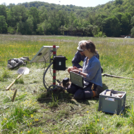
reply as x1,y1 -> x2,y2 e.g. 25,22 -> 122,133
53,56 -> 67,70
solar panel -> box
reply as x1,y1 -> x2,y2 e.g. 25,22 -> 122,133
30,46 -> 59,63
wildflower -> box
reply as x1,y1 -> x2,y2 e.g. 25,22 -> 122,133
130,117 -> 132,119
121,114 -> 123,116
102,128 -> 104,130
28,131 -> 30,133
65,130 -> 68,132
4,118 -> 7,120
87,111 -> 89,113
97,119 -> 99,122
35,119 -> 39,121
31,114 -> 33,118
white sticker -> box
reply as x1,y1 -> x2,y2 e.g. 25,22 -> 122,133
59,62 -> 61,66
105,98 -> 115,102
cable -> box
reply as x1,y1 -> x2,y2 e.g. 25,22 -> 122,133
43,61 -> 63,92
43,62 -> 53,90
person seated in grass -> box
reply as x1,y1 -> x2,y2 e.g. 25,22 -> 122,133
67,40 -> 103,100
67,40 -> 102,73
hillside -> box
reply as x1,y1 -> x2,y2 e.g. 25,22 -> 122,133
0,0 -> 134,37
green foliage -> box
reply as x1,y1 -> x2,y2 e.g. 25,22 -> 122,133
56,109 -> 69,119
1,0 -> 134,36
78,120 -> 101,134
29,7 -> 39,33
92,25 -> 100,36
7,5 -> 28,28
2,70 -> 10,78
1,35 -> 134,133
48,93 -> 59,108
120,13 -> 131,35
131,16 -> 134,26
0,5 -> 7,19
15,93 -> 27,101
0,15 -> 7,33
25,16 -> 34,34
0,76 -> 4,81
7,26 -> 15,34
102,16 -> 121,37
1,105 -> 37,133
94,31 -> 106,37
115,0 -> 123,5
131,27 -> 134,37
36,23 -> 44,35
15,78 -> 24,84
0,69 -> 10,81
128,105 -> 134,126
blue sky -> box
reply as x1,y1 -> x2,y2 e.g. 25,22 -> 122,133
0,0 -> 112,7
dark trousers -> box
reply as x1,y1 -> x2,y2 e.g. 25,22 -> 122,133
67,83 -> 94,100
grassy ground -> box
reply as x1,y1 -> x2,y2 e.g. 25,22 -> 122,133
0,34 -> 134,134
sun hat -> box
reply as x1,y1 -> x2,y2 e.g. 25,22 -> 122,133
77,40 -> 87,51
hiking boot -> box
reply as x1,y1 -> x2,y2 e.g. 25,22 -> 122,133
96,86 -> 104,97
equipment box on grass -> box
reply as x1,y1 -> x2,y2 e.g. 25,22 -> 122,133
98,90 -> 126,115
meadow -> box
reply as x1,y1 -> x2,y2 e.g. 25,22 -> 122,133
0,34 -> 134,134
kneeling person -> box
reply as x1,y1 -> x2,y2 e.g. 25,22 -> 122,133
67,41 -> 103,100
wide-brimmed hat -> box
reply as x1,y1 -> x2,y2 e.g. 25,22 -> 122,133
77,40 -> 87,51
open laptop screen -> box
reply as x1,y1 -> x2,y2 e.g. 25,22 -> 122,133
70,71 -> 84,88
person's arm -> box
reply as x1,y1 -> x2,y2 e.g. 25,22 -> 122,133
71,69 -> 86,76
72,51 -> 82,68
72,61 -> 100,80
85,61 -> 100,80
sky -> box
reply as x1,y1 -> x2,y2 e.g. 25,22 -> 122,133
0,0 -> 112,7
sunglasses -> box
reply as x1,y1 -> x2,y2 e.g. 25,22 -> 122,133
78,50 -> 83,52
78,49 -> 86,52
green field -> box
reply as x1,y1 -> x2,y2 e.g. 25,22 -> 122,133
0,34 -> 134,134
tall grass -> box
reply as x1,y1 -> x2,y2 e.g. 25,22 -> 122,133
0,34 -> 134,134
1,35 -> 134,76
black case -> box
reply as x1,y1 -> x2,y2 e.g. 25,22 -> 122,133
53,56 -> 67,70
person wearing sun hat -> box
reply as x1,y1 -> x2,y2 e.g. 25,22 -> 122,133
67,40 -> 103,100
67,40 -> 100,73
72,40 -> 99,68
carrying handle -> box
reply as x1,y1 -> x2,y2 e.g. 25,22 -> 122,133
105,97 -> 115,102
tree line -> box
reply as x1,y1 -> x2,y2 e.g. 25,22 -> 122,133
0,0 -> 134,37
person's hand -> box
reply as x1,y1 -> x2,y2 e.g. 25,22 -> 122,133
67,66 -> 80,73
67,66 -> 74,73
73,66 -> 78,70
72,69 -> 79,74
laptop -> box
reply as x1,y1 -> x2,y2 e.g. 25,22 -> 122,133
70,71 -> 89,88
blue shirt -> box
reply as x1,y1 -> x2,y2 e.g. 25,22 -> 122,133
82,56 -> 102,87
72,51 -> 85,68
72,51 -> 99,68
